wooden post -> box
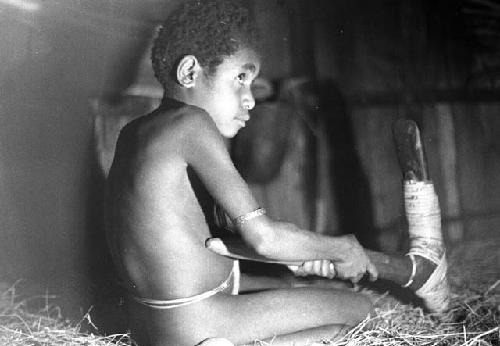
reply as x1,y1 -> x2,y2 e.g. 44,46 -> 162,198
435,104 -> 464,243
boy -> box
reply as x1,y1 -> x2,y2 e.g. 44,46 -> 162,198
106,1 -> 446,345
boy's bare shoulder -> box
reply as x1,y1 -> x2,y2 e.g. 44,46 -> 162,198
168,105 -> 227,158
119,102 -> 219,150
112,102 -> 227,175
171,104 -> 219,134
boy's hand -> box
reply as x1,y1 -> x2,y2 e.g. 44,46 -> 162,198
334,234 -> 378,283
288,260 -> 336,279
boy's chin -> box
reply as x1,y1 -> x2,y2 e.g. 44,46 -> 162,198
222,132 -> 238,139
220,127 -> 240,139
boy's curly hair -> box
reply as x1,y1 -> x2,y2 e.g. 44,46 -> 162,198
152,0 -> 260,88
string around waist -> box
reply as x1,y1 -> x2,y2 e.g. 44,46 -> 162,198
131,260 -> 239,310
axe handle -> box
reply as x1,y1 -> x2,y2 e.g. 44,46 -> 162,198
206,238 -> 412,285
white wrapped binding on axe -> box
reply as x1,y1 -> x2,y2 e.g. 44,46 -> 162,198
404,180 -> 450,312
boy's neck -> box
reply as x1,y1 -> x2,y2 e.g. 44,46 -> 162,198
163,87 -> 196,107
161,94 -> 181,104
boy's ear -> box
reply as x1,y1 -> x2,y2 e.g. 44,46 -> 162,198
177,55 -> 201,88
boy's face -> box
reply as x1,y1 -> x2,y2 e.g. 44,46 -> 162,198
193,48 -> 260,138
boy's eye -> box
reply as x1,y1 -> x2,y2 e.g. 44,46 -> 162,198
237,73 -> 247,83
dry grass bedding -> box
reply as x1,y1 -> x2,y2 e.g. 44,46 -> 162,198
0,282 -> 134,346
0,239 -> 498,346
315,238 -> 500,346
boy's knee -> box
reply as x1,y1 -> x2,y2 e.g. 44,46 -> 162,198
344,294 -> 373,325
355,294 -> 373,321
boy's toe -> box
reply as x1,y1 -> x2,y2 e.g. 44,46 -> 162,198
196,338 -> 235,346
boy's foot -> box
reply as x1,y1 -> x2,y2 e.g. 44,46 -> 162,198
196,338 -> 235,346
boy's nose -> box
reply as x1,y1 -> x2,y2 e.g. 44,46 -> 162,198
242,91 -> 255,110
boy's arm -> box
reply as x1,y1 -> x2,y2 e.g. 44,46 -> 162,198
180,111 -> 261,223
182,111 -> 375,280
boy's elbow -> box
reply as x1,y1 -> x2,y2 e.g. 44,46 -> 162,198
253,236 -> 276,258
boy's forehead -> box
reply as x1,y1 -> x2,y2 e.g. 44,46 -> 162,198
221,48 -> 261,74
241,62 -> 259,74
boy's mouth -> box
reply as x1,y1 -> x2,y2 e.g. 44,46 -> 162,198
235,114 -> 249,127
235,119 -> 246,128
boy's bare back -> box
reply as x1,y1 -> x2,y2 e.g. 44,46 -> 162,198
106,100 -> 236,302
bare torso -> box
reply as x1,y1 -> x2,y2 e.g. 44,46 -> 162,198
106,100 -> 234,302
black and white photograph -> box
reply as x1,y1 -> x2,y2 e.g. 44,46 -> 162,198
0,1 -> 499,345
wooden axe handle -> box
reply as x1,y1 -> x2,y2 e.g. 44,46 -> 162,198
206,237 -> 411,284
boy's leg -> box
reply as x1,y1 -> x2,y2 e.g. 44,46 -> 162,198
239,324 -> 351,346
188,287 -> 371,346
132,286 -> 371,346
200,325 -> 349,346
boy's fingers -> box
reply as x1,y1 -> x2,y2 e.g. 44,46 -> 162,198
303,261 -> 313,273
288,265 -> 305,277
321,260 -> 329,277
351,272 -> 364,284
290,260 -> 338,279
328,262 -> 336,279
313,260 -> 322,276
367,261 -> 378,281
287,265 -> 299,272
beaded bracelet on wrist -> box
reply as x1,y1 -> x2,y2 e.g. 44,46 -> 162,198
232,207 -> 266,227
